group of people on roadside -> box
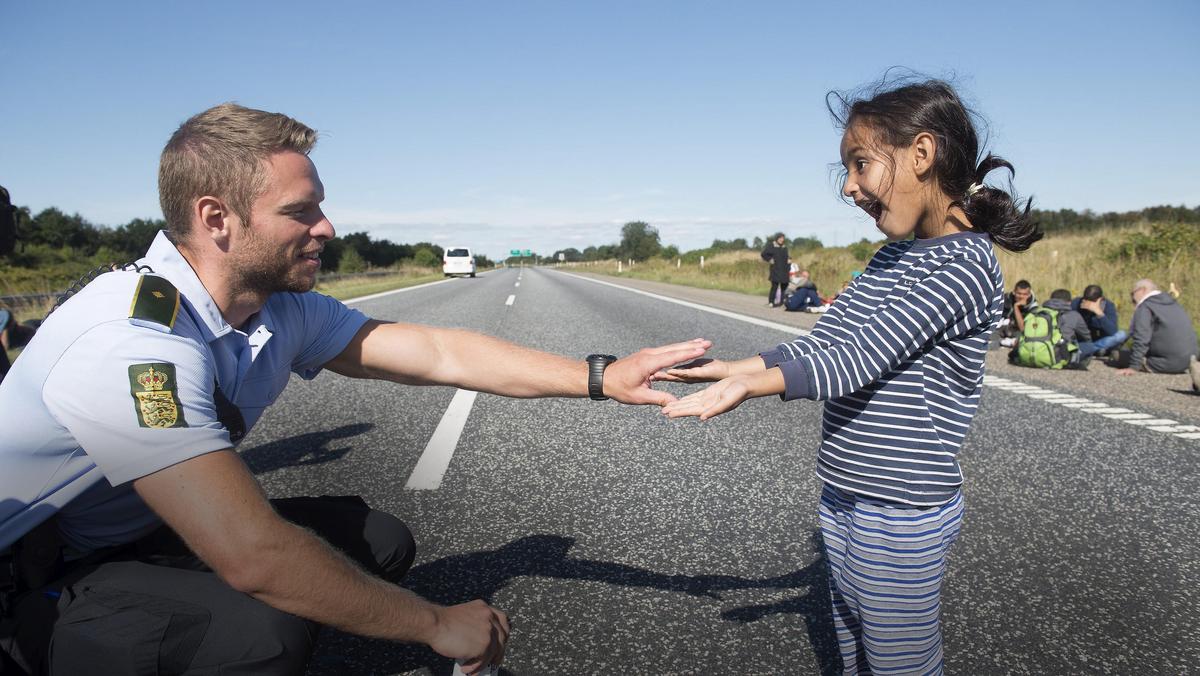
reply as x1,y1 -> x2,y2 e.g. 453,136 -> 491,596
759,233 -> 852,313
998,277 -> 1200,390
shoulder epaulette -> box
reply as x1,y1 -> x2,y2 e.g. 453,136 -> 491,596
128,274 -> 180,332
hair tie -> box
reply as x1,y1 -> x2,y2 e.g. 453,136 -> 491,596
965,183 -> 983,197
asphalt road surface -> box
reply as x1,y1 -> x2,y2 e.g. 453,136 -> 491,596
240,267 -> 1198,675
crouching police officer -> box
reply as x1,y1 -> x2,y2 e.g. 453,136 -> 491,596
0,103 -> 709,674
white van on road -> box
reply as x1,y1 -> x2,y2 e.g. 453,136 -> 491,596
443,246 -> 476,277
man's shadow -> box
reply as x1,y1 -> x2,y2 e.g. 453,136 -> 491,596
239,423 -> 372,474
307,530 -> 838,675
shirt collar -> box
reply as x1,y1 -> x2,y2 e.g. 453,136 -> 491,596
138,231 -> 234,340
1136,289 -> 1162,306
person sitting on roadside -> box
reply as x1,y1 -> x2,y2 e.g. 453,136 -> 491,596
784,269 -> 824,312
1044,288 -> 1096,366
1071,284 -> 1127,357
997,279 -> 1037,347
1115,278 -> 1200,376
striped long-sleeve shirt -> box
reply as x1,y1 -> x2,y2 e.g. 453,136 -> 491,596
760,231 -> 1004,506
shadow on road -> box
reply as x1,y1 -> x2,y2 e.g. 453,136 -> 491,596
241,423 -> 373,474
307,531 -> 839,675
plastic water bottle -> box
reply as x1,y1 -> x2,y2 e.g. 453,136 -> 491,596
452,660 -> 499,676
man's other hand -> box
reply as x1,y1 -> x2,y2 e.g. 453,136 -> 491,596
604,339 -> 711,406
429,600 -> 510,675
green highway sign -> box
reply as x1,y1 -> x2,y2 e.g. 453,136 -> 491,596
510,249 -> 521,256
522,249 -> 532,257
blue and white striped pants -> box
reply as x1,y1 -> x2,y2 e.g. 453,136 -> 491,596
818,484 -> 964,675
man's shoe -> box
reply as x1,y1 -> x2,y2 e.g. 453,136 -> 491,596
1189,355 -> 1200,394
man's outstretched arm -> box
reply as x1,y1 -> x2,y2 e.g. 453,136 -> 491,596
324,320 -> 710,406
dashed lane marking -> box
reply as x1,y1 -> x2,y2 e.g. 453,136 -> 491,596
405,389 -> 479,490
505,294 -> 516,306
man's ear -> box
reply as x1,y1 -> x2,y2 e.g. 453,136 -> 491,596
195,196 -> 236,245
911,132 -> 938,179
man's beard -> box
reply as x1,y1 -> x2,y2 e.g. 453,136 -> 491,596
232,221 -> 316,296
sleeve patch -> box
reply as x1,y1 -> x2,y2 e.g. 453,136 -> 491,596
128,275 -> 180,332
128,363 -> 188,429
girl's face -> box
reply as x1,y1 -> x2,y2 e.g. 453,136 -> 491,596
839,121 -> 930,240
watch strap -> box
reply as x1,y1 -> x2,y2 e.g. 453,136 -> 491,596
586,354 -> 617,401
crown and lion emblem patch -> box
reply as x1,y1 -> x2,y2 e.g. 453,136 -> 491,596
128,363 -> 188,429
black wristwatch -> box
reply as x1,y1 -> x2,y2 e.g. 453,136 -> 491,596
586,354 -> 618,401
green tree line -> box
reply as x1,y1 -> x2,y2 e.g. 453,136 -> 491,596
0,203 -> 493,290
552,204 -> 1197,265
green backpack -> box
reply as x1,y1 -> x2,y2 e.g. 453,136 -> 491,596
1013,307 -> 1077,369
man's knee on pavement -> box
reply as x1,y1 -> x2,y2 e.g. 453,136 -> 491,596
364,509 -> 416,583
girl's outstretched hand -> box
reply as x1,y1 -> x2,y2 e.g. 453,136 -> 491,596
651,358 -> 731,383
661,375 -> 753,420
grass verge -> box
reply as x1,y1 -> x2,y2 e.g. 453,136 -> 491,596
583,223 -> 1199,333
315,270 -> 448,301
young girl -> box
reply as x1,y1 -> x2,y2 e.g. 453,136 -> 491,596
659,78 -> 1042,674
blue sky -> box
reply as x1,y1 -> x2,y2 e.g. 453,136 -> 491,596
2,1 -> 1198,260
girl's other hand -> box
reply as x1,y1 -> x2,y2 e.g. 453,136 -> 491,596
661,376 -> 752,420
652,358 -> 731,383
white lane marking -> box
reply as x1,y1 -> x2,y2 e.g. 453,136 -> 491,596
1124,418 -> 1179,426
515,282 -> 520,287
505,294 -> 516,306
560,270 -> 807,336
405,389 -> 479,490
558,272 -> 1200,446
984,376 -> 1198,444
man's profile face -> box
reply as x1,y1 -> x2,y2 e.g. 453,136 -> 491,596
231,151 -> 333,295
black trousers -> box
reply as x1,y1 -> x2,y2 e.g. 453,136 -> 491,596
2,496 -> 415,676
768,281 -> 787,305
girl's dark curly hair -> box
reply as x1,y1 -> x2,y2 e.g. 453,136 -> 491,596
828,74 -> 1042,252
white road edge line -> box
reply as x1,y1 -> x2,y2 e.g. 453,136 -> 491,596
560,270 -> 808,336
558,272 -> 1198,445
343,278 -> 455,305
405,389 -> 479,490
505,294 -> 516,306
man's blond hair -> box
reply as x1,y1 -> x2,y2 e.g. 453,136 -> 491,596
158,103 -> 317,240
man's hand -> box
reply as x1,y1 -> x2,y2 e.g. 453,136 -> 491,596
603,339 -> 712,406
660,375 -> 755,421
428,600 -> 510,675
1116,368 -> 1137,376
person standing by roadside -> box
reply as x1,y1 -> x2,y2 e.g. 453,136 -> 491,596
760,233 -> 790,307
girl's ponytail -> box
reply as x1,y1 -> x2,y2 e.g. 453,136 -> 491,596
958,154 -> 1043,253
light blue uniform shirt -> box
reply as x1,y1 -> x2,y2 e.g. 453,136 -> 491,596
0,232 -> 369,552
